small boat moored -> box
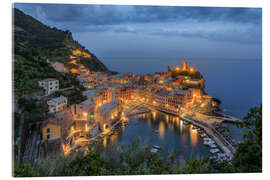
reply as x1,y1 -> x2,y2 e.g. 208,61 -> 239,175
150,148 -> 159,153
183,121 -> 189,125
151,145 -> 161,153
200,133 -> 207,138
152,145 -> 161,150
210,148 -> 220,154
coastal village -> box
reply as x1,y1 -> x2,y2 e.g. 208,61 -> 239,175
15,48 -> 240,166
11,6 -> 262,175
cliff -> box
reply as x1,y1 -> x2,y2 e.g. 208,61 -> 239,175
13,8 -> 109,73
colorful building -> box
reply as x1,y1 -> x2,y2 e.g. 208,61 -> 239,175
47,96 -> 67,113
50,61 -> 66,73
42,120 -> 61,140
95,102 -> 120,132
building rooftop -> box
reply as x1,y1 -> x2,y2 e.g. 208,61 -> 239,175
174,89 -> 188,95
39,78 -> 58,82
49,96 -> 67,103
98,101 -> 118,115
83,90 -> 97,98
80,98 -> 94,106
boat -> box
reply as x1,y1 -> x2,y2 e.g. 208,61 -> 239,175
210,148 -> 220,154
209,143 -> 217,148
203,137 -> 212,141
150,148 -> 159,153
151,145 -> 161,153
203,141 -> 211,145
183,121 -> 189,125
192,126 -> 201,130
199,133 -> 207,138
154,130 -> 159,134
152,145 -> 161,150
203,139 -> 215,145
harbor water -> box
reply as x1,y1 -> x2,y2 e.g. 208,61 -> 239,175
103,111 -> 211,159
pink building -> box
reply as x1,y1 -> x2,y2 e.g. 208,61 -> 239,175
51,61 -> 65,73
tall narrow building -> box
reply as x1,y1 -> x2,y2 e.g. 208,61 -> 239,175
183,61 -> 188,70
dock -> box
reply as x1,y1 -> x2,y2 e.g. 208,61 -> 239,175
180,114 -> 236,158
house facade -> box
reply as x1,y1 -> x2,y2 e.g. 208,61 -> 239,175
47,96 -> 67,113
42,120 -> 61,140
95,102 -> 120,132
38,78 -> 59,95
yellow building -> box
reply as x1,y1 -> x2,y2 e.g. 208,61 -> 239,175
42,121 -> 61,140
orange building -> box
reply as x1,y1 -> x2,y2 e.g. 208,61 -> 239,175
42,120 -> 61,140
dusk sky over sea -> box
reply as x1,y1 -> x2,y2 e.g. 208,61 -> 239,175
14,3 -> 262,60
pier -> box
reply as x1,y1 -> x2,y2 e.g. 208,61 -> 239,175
180,114 -> 236,158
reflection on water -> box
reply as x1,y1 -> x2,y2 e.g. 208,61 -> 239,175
103,111 -> 210,158
110,134 -> 118,144
158,121 -> 165,139
180,120 -> 183,132
165,114 -> 169,123
175,117 -> 180,127
181,132 -> 187,144
147,118 -> 151,126
103,136 -> 107,147
189,125 -> 198,147
152,111 -> 156,121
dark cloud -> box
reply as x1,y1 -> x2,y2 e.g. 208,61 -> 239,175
13,3 -> 262,44
14,3 -> 262,25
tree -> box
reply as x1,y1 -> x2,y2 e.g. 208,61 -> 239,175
13,139 -> 212,177
231,104 -> 262,172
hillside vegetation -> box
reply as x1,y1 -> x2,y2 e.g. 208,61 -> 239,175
13,8 -> 109,73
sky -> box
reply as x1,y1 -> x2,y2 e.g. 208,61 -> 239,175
14,3 -> 262,61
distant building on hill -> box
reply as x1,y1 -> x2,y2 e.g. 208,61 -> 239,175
47,96 -> 67,113
38,78 -> 59,95
50,61 -> 66,73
